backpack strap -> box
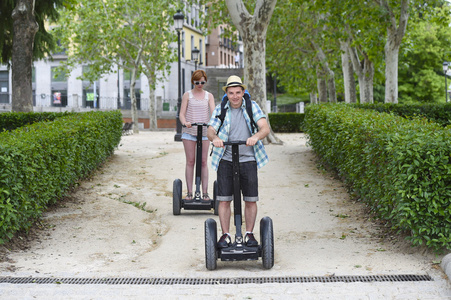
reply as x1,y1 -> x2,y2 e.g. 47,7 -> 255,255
243,92 -> 258,134
215,99 -> 228,134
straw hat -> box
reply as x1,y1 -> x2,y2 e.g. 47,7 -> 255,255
222,75 -> 247,92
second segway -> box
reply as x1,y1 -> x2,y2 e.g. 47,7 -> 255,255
173,123 -> 218,215
204,141 -> 274,270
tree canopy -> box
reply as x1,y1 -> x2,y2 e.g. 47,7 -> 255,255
398,5 -> 451,103
266,0 -> 450,104
55,0 -> 180,131
0,0 -> 73,64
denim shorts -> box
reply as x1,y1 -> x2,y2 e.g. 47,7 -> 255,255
217,160 -> 258,202
182,132 -> 208,141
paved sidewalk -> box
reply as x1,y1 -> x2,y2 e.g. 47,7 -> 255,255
0,131 -> 450,299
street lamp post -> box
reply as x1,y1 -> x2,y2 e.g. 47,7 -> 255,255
174,10 -> 184,141
192,47 -> 200,70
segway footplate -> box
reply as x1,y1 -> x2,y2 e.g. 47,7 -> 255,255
182,200 -> 214,210
219,244 -> 260,261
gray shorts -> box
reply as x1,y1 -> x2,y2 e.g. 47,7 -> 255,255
216,160 -> 258,202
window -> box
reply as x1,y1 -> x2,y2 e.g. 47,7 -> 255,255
53,39 -> 66,55
182,31 -> 185,58
186,6 -> 190,26
199,39 -> 203,64
194,5 -> 199,27
0,71 -> 9,104
51,67 -> 67,107
191,35 -> 194,56
191,5 -> 195,26
32,67 -> 36,106
123,70 -> 141,110
51,67 -> 66,82
82,66 -> 99,108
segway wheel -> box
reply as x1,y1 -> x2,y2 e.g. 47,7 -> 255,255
213,180 -> 219,215
260,216 -> 274,269
173,179 -> 182,215
205,218 -> 218,270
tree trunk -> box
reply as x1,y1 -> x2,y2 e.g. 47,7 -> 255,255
129,49 -> 143,134
381,0 -> 409,103
312,41 -> 336,103
130,66 -> 139,134
310,92 -> 317,105
340,41 -> 356,103
147,75 -> 157,130
316,66 -> 327,103
11,0 -> 38,112
225,0 -> 281,144
348,44 -> 374,104
363,60 -> 374,104
384,33 -> 401,104
327,74 -> 337,103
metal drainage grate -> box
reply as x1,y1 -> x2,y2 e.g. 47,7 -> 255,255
0,275 -> 432,285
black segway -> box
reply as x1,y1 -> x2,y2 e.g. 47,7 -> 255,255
173,123 -> 218,215
204,141 -> 274,270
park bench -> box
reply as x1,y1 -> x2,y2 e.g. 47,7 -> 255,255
122,122 -> 133,135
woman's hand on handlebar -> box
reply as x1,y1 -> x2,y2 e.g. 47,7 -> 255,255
184,122 -> 192,128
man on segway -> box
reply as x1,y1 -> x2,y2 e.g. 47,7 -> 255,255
207,75 -> 270,249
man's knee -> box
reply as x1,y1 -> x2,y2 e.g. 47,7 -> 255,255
219,201 -> 231,208
245,201 -> 257,208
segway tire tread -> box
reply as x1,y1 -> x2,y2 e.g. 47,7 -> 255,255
260,216 -> 274,269
205,218 -> 218,270
173,179 -> 182,215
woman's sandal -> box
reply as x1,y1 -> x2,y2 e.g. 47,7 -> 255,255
185,192 -> 193,202
202,193 -> 211,203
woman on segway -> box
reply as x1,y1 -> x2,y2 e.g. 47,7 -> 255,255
179,70 -> 216,202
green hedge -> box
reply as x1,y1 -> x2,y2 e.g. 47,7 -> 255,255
304,104 -> 451,251
268,112 -> 304,132
352,103 -> 451,127
0,111 -> 72,132
0,111 -> 123,243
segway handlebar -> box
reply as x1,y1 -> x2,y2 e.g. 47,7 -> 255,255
183,122 -> 208,127
222,141 -> 247,146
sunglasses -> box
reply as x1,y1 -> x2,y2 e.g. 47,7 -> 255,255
194,81 -> 206,85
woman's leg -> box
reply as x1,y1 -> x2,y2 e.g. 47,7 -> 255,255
183,139 -> 196,197
201,139 -> 210,195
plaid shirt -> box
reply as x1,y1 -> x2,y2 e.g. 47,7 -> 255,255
208,99 -> 269,171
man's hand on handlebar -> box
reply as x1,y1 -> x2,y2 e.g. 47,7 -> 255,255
246,136 -> 259,147
211,137 -> 224,148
